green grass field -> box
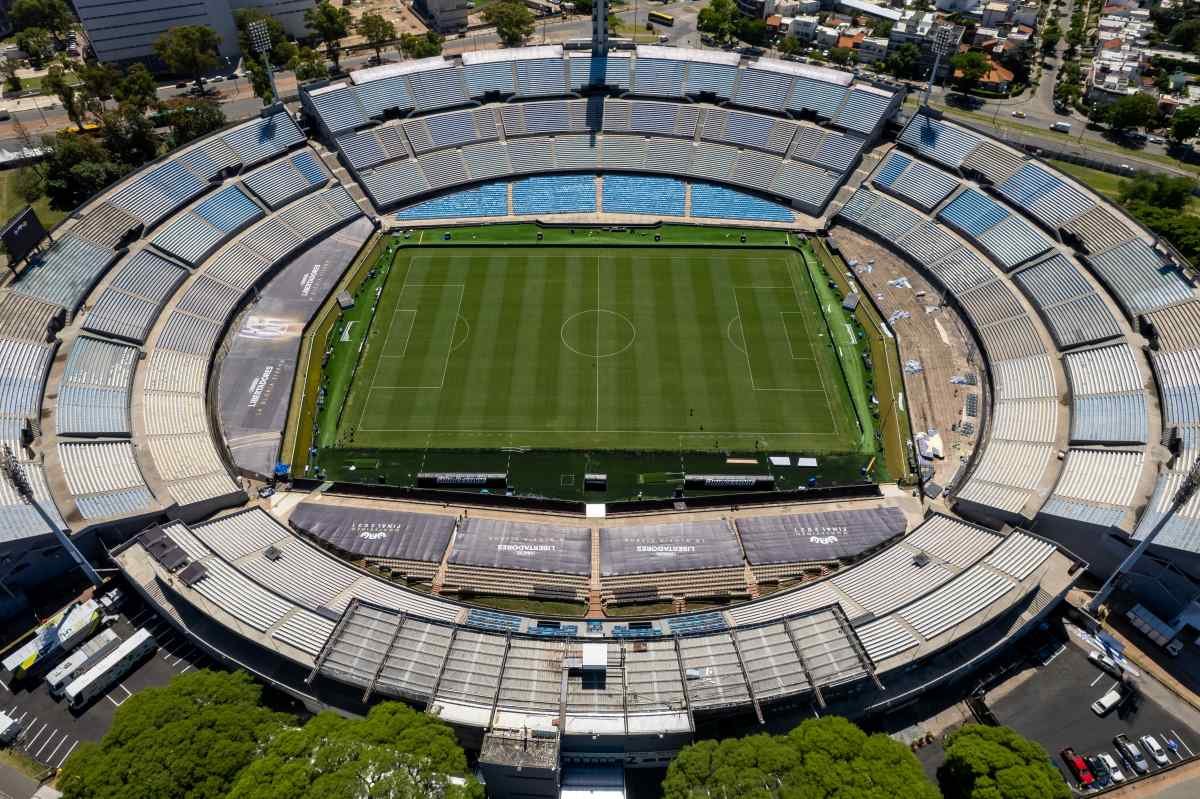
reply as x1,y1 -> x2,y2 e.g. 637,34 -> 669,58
327,243 -> 862,455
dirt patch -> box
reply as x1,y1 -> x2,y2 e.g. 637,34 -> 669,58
828,225 -> 983,491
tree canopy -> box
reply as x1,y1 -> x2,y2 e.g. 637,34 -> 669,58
1120,171 -> 1196,210
951,51 -> 991,95
1172,105 -> 1200,142
483,1 -> 536,48
58,670 -> 289,799
885,43 -> 924,80
235,9 -> 296,68
662,716 -> 940,799
358,12 -> 397,61
697,0 -> 738,46
289,46 -> 329,82
305,1 -> 352,71
1103,92 -> 1160,132
154,26 -> 221,89
14,27 -> 53,68
163,97 -> 226,148
938,725 -> 1069,799
9,0 -> 73,43
400,31 -> 444,60
1168,18 -> 1200,53
227,703 -> 482,799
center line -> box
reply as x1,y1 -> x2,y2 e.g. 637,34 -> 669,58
595,257 -> 600,433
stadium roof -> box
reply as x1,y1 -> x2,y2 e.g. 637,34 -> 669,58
448,517 -> 591,575
736,506 -> 908,565
600,521 -> 743,576
289,501 -> 456,562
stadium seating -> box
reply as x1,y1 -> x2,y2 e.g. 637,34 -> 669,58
691,182 -> 793,222
55,336 -> 137,437
396,182 -> 509,220
512,174 -> 596,215
601,174 -> 685,216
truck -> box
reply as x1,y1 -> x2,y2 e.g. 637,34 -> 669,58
1,599 -> 102,681
63,628 -> 156,710
45,628 -> 120,697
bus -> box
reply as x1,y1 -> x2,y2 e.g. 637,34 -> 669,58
648,10 -> 674,25
63,628 -> 156,710
45,628 -> 120,697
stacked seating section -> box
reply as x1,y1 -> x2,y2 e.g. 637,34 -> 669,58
151,185 -> 265,266
58,441 -> 155,519
56,336 -> 137,437
82,250 -> 188,343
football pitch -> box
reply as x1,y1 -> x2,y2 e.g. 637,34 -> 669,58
330,242 -> 865,455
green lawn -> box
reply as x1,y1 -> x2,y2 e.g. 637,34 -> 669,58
327,242 -> 862,455
1047,159 -> 1129,200
0,168 -> 65,230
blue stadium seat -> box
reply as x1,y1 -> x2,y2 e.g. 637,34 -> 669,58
601,174 -> 685,216
512,174 -> 596,214
396,181 -> 508,220
691,182 -> 793,222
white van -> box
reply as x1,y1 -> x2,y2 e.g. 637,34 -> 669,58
1051,121 -> 1072,133
1091,687 -> 1123,716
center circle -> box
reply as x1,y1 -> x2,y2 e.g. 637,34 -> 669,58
560,309 -> 637,358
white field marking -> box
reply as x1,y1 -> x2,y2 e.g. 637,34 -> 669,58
353,426 -> 837,436
351,251 -> 418,435
376,310 -> 417,363
372,284 -> 465,390
732,289 -> 827,393
726,316 -> 745,354
785,258 -> 841,438
595,257 -> 600,434
56,740 -> 79,768
780,312 -> 818,361
450,315 -> 471,353
1089,672 -> 1103,687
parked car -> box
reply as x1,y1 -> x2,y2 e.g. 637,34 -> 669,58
1149,135 -> 1167,144
1092,686 -> 1124,716
1060,748 -> 1095,787
1115,734 -> 1150,774
1011,110 -> 1026,118
1140,735 -> 1169,766
1088,649 -> 1122,677
1087,755 -> 1112,788
1097,752 -> 1125,783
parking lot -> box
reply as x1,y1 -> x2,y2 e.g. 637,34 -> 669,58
1,590 -> 210,771
990,625 -> 1199,792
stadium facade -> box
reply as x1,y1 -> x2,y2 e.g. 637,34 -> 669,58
0,37 -> 1196,782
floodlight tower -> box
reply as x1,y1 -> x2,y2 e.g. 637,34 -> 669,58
248,19 -> 282,112
1088,456 -> 1200,616
924,25 -> 960,108
593,0 -> 609,55
1,445 -> 101,587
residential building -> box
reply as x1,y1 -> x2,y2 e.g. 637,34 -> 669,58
858,36 -> 890,63
416,0 -> 470,32
782,14 -> 820,40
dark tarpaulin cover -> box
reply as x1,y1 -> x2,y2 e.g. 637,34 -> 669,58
599,520 -> 743,577
735,506 -> 907,565
448,517 -> 591,575
289,501 -> 456,562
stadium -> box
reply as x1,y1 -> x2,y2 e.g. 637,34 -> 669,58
1,16 -> 1197,788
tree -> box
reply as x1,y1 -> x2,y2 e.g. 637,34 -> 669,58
2,59 -> 22,94
77,62 -> 120,121
778,36 -> 803,57
43,62 -> 86,132
885,43 -> 924,80
13,166 -> 44,204
939,725 -> 1070,799
1104,92 -> 1160,132
14,27 -> 53,68
58,670 -> 289,799
9,0 -> 74,45
39,133 -> 125,211
400,31 -> 444,60
1120,171 -> 1196,210
289,46 -> 329,82
1172,105 -> 1200,141
114,64 -> 160,115
871,19 -> 893,38
1168,18 -> 1200,52
662,716 -> 940,799
245,58 -> 275,105
737,16 -> 768,47
154,26 -> 221,91
100,107 -> 160,166
829,47 -> 856,66
226,703 -> 483,799
1042,22 -> 1061,54
358,12 -> 396,62
697,0 -> 738,46
234,9 -> 296,68
163,97 -> 225,148
951,51 -> 991,95
305,1 -> 352,72
483,1 -> 535,48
